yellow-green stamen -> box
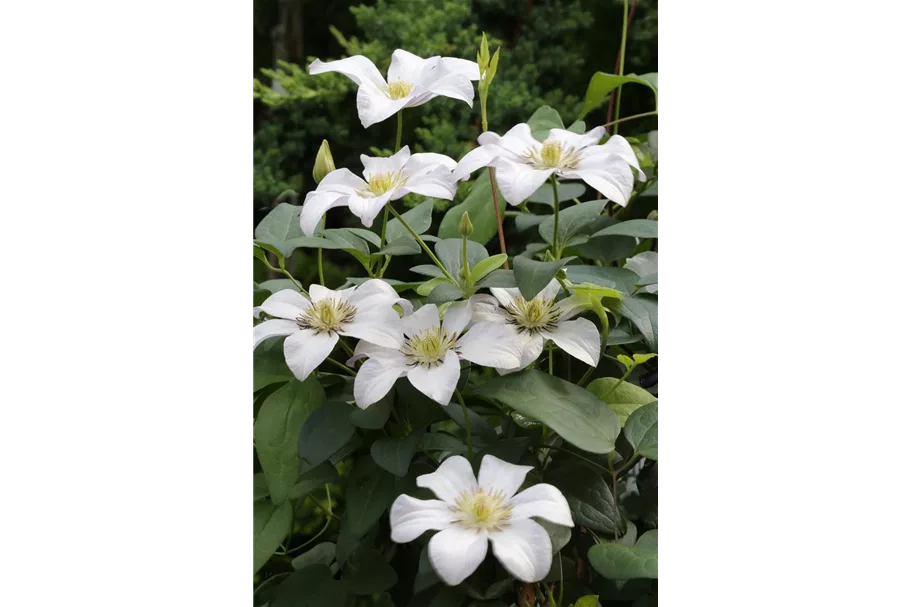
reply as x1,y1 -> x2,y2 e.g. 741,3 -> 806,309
387,79 -> 414,100
451,488 -> 512,532
525,140 -> 583,170
296,298 -> 356,333
362,171 -> 405,197
402,327 -> 458,367
505,295 -> 561,335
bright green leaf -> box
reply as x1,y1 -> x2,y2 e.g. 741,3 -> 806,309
580,73 -> 658,119
588,542 -> 658,580
435,238 -> 489,279
565,266 -> 640,295
470,254 -> 508,283
587,378 -> 656,426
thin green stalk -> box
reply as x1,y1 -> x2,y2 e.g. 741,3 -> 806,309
540,445 -> 611,475
461,235 -> 470,284
387,205 -> 455,281
551,175 -> 561,259
548,343 -> 554,375
612,0 -> 630,135
455,389 -> 473,460
395,111 -> 403,151
558,556 -> 564,607
323,357 -> 355,376
599,367 -> 634,400
262,257 -> 305,293
280,485 -> 333,555
338,339 -> 355,358
576,364 -> 596,386
604,110 -> 658,129
317,216 -> 326,286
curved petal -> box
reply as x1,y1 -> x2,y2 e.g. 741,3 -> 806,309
308,284 -> 333,302
544,318 -> 601,366
480,123 -> 538,157
508,484 -> 574,527
407,350 -> 460,405
300,191 -> 348,236
387,49 -> 428,83
492,158 -> 554,205
456,322 -> 523,369
489,519 -> 552,583
361,146 -> 412,180
338,307 -> 403,349
600,134 -> 646,181
347,189 -> 395,228
477,454 -> 533,499
389,495 -> 456,543
312,168 -> 366,194
428,526 -> 489,586
401,303 -> 440,337
516,332 -> 545,369
348,278 -> 401,308
356,85 -> 409,128
421,70 -> 474,106
253,319 -> 298,349
404,152 -> 458,174
489,287 -> 520,308
402,167 -> 456,200
354,354 -> 407,409
260,289 -> 310,320
308,55 -> 387,89
546,125 -> 607,149
539,279 -> 562,303
416,455 -> 479,504
441,57 -> 481,80
562,152 -> 634,205
452,144 -> 502,181
283,329 -> 338,381
442,299 -> 473,335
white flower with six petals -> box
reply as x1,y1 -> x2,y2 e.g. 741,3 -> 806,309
453,123 -> 646,206
309,49 -> 480,128
389,454 -> 574,585
300,146 -> 458,235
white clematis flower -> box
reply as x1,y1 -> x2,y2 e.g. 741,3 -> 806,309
300,146 -> 458,235
473,280 -> 601,372
453,123 -> 646,205
309,49 -> 480,128
253,280 -> 404,381
352,301 -> 523,408
389,454 -> 574,585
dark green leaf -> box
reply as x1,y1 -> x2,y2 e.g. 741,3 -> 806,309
483,370 -> 620,454
475,437 -> 530,465
255,377 -> 326,503
371,429 -> 426,477
438,171 -> 506,244
528,182 -> 587,206
414,545 -> 441,593
376,236 -> 421,256
349,392 -> 391,429
291,542 -> 336,570
537,518 -> 572,553
443,402 -> 497,440
587,378 -> 656,426
580,73 -> 658,119
253,499 -> 292,574
539,200 -> 607,247
298,401 -> 356,467
411,264 -> 445,278
515,213 -> 547,231
342,544 -> 398,594
253,473 -> 269,501
528,105 -> 565,141
428,281 -> 466,304
272,565 -> 348,607
476,269 -> 517,288
254,337 -> 294,391
588,541 -> 658,580
385,198 -> 434,243
550,463 -> 624,535
254,204 -> 354,258
565,266 -> 640,295
286,462 -> 339,500
345,456 -> 397,537
421,432 -> 468,454
591,219 -> 658,239
430,586 -> 467,607
624,402 -> 657,460
513,256 -> 572,301
620,295 -> 658,352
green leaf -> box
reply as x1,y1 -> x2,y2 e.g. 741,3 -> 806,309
470,254 -> 508,283
483,370 -> 620,454
587,378 -> 656,426
255,377 -> 326,503
254,337 -> 294,391
565,266 -> 640,295
475,437 -> 530,465
515,213 -> 547,231
417,276 -> 450,296
540,200 -> 607,247
513,256 -> 572,301
588,541 -> 658,580
253,473 -> 270,501
580,72 -> 658,119
429,586 -> 466,607
349,393 -> 391,429
438,171 -> 506,244
570,216 -> 638,264
371,429 -> 425,477
476,269 -> 516,288
624,402 -> 657,460
427,281 -> 466,304
591,219 -> 658,239
291,542 -> 336,570
253,499 -> 292,574
386,198 -> 434,243
272,565 -> 348,607
286,462 -> 339,500
342,227 -> 381,247
421,432 -> 468,454
254,204 -> 348,258
637,529 -> 658,551
345,455 -> 397,538
414,545 -> 441,593
574,596 -> 601,607
537,518 -> 572,553
298,401 -> 356,467
342,544 -> 398,595
567,119 -> 587,134
528,105 -> 565,141
435,238 -> 489,279
410,264 -> 444,278
620,295 -> 658,352
528,182 -> 587,206
258,278 -> 299,293
322,228 -> 371,263
376,236 -> 420,256
550,463 -> 624,535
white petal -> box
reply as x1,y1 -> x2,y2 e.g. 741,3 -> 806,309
308,284 -> 333,302
544,318 -> 601,366
404,152 -> 458,175
300,191 -> 348,236
283,329 -> 338,381
428,526 -> 489,586
477,454 -> 533,498
516,332 -> 545,369
347,189 -> 395,228
456,322 -> 523,369
600,134 -> 647,181
492,158 -> 554,205
260,289 -> 310,320
253,319 -> 298,349
361,146 -> 412,179
416,455 -> 479,503
401,167 -> 457,200
389,495 -> 456,543
401,303 -> 440,337
351,339 -> 396,362
546,125 -> 607,149
452,144 -> 501,181
480,123 -> 539,157
309,55 -> 386,88
347,278 -> 401,308
489,287 -> 520,308
562,150 -> 635,205
338,308 -> 403,349
442,299 -> 473,335
421,70 -> 474,106
441,57 -> 481,80
539,279 -> 562,302
387,49 -> 428,83
354,353 -> 407,409
312,168 -> 366,194
407,350 -> 460,405
356,85 -> 410,128
508,484 -> 574,527
489,519 -> 552,583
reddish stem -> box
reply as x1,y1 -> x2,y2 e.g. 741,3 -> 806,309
489,166 -> 509,269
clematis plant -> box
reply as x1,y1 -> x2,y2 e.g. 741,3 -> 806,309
254,32 -> 657,607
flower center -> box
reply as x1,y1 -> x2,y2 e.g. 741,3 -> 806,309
387,79 -> 414,100
525,140 -> 583,170
505,295 -> 561,335
402,327 -> 458,367
296,298 -> 356,333
362,171 -> 405,197
451,488 -> 512,532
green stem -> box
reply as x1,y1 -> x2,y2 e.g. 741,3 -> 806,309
576,364 -> 596,386
612,0 -> 630,135
455,389 -> 473,460
604,110 -> 658,129
614,454 -> 641,476
395,111 -> 403,151
557,556 -> 564,607
387,205 -> 455,281
548,343 -> 554,375
276,485 -> 333,555
600,367 -> 634,400
338,339 -> 355,358
317,216 -> 326,286
323,357 -> 355,376
264,257 -> 306,293
461,236 -> 470,285
540,445 -> 612,475
550,176 -> 561,259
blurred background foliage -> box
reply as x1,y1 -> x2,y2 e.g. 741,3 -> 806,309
254,0 -> 657,285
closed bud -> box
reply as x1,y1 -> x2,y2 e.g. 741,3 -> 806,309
647,210 -> 658,220
479,33 -> 490,72
487,47 -> 500,83
312,139 -> 335,184
458,211 -> 474,237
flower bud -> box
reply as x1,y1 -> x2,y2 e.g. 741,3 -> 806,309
458,211 -> 474,237
647,210 -> 658,220
312,139 -> 335,184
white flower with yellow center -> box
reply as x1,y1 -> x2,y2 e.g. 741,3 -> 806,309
309,49 -> 480,128
389,454 -> 573,585
299,146 -> 458,235
253,280 -> 405,381
452,123 -> 646,205
473,280 -> 601,372
351,301 -> 523,408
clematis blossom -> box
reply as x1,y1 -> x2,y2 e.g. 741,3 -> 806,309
351,301 -> 523,408
309,49 -> 480,128
389,454 -> 574,585
300,146 -> 458,235
253,280 -> 405,381
453,123 -> 646,205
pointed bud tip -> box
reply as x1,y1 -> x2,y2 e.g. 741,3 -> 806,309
313,139 -> 336,184
458,211 -> 474,237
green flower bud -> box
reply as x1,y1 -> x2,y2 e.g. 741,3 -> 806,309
479,33 -> 490,72
647,210 -> 658,220
312,139 -> 335,184
458,211 -> 474,237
